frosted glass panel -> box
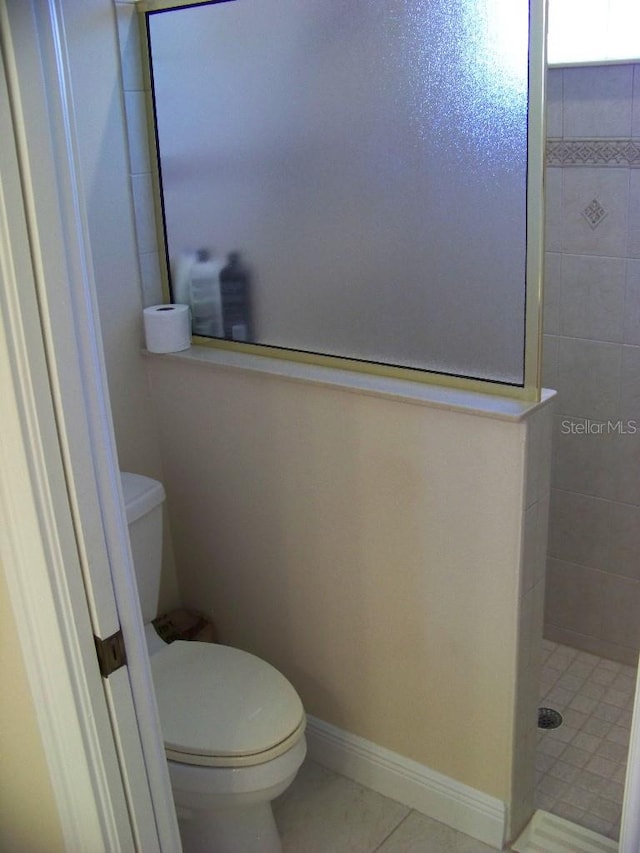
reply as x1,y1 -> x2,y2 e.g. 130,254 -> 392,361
146,0 -> 530,385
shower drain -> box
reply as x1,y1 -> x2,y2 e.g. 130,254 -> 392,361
538,707 -> 563,730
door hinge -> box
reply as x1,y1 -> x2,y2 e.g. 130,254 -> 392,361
94,629 -> 127,678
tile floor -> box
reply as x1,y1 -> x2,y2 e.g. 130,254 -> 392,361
535,639 -> 637,840
274,759 -> 496,852
272,638 -> 637,852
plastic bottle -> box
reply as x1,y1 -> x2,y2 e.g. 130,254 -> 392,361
219,251 -> 251,341
189,249 -> 223,337
171,250 -> 197,306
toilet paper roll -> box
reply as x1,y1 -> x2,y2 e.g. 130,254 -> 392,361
143,304 -> 191,353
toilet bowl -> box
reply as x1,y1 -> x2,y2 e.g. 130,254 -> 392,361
121,472 -> 306,853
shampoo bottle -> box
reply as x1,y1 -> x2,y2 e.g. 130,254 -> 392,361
189,249 -> 223,337
220,250 -> 251,341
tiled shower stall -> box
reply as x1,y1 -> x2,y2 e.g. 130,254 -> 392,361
543,63 -> 640,666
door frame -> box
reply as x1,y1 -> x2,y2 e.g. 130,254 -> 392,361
0,0 -> 180,849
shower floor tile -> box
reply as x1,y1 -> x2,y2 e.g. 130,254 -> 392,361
535,639 -> 637,841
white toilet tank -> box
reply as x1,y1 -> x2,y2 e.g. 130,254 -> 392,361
120,472 -> 166,622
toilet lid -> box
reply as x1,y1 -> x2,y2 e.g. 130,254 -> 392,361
150,641 -> 305,766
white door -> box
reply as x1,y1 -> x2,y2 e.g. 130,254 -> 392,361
0,1 -> 181,849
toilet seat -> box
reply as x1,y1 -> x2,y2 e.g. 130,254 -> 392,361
150,640 -> 306,768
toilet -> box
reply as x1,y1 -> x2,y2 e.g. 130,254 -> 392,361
121,472 -> 306,853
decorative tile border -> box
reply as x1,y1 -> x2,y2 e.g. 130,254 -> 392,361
546,138 -> 640,168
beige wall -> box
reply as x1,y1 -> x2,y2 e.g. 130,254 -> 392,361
146,354 -> 552,812
0,559 -> 65,853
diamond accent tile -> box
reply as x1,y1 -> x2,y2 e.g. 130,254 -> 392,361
582,199 -> 608,229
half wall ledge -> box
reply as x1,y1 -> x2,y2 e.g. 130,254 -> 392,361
143,346 -> 556,424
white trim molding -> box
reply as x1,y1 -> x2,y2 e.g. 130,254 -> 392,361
620,661 -> 640,852
512,810 -> 617,853
0,17 -> 134,845
305,715 -> 507,850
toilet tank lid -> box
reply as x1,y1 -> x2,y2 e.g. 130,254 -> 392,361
120,472 -> 165,524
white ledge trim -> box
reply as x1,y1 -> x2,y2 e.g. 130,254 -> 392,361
144,346 -> 555,423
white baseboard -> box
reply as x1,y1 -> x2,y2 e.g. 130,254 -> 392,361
512,810 -> 617,853
305,715 -> 506,850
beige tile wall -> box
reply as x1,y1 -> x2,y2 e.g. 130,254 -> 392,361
543,63 -> 640,665
115,1 -> 165,309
